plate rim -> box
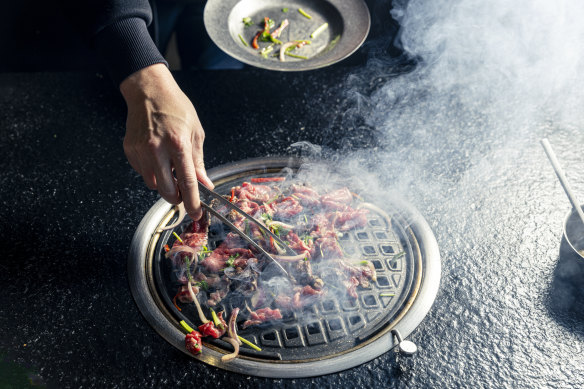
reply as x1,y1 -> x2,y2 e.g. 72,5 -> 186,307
203,0 -> 371,71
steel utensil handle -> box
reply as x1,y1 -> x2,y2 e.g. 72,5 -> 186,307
541,138 -> 584,226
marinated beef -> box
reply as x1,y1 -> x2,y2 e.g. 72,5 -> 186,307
169,181 -> 377,330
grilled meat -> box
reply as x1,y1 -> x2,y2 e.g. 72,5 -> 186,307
170,181 -> 374,330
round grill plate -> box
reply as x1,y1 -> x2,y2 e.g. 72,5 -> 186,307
128,157 -> 441,377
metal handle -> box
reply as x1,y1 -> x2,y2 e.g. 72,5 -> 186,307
391,329 -> 417,357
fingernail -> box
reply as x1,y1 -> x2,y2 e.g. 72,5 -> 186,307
188,207 -> 203,221
203,174 -> 214,189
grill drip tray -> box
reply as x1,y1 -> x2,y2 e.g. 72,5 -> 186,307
128,157 -> 441,377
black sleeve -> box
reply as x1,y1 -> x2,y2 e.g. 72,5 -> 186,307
61,0 -> 168,85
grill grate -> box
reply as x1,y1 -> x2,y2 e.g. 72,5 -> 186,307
152,175 -> 419,361
129,157 -> 440,377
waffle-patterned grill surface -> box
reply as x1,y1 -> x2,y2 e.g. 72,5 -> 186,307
152,176 -> 418,361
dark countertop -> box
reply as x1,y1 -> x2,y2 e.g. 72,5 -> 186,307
1,65 -> 583,388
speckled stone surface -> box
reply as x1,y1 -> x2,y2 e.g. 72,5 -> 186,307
1,66 -> 583,388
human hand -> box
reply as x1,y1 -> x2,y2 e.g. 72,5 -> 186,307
120,63 -> 214,220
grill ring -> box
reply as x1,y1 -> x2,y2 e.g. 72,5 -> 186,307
128,156 -> 441,377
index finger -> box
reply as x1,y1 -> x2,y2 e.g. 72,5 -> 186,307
173,150 -> 203,221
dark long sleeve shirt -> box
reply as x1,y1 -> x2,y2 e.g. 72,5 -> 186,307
61,0 -> 168,85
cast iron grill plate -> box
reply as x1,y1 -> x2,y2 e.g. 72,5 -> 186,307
129,157 -> 440,377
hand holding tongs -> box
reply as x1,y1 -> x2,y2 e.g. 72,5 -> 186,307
160,181 -> 296,279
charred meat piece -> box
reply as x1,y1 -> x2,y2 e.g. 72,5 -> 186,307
202,273 -> 222,288
175,283 -> 200,303
313,233 -> 343,259
290,184 -> 321,207
177,212 -> 210,249
285,231 -> 312,257
292,259 -> 324,290
320,187 -> 353,210
185,330 -> 203,355
273,196 -> 303,218
225,258 -> 260,297
331,208 -> 369,231
207,276 -> 231,307
343,277 -> 360,299
336,259 -> 377,284
234,182 -> 275,203
275,285 -> 326,309
320,260 -> 377,297
201,243 -> 255,272
242,307 -> 283,328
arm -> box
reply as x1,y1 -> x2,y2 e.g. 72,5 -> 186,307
61,0 -> 213,219
60,0 -> 167,85
120,63 -> 214,220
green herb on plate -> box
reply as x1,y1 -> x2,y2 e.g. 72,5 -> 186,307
311,22 -> 328,38
238,33 -> 249,47
285,52 -> 308,60
260,45 -> 274,58
298,8 -> 312,19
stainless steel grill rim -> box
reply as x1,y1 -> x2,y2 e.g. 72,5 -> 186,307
128,157 -> 441,377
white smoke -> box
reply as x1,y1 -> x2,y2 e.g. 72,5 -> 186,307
322,2 -> 584,382
324,0 -> 584,208
393,0 -> 584,122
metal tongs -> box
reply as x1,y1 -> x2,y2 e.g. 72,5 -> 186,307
197,182 -> 296,279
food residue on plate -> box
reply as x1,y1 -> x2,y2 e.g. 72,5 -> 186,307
239,10 -> 335,62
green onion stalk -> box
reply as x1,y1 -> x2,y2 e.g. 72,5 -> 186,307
298,8 -> 312,19
238,33 -> 249,47
310,23 -> 328,38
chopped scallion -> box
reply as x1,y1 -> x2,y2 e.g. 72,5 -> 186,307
172,232 -> 183,243
265,194 -> 280,205
195,280 -> 209,290
310,22 -> 328,38
285,52 -> 309,60
180,320 -> 195,333
379,293 -> 395,297
322,34 -> 341,53
282,8 -> 289,13
210,308 -> 221,327
260,45 -> 274,58
238,335 -> 262,351
298,8 -> 312,19
238,33 -> 249,47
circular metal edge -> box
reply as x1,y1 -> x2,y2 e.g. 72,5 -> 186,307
203,0 -> 371,72
563,206 -> 584,260
128,156 -> 441,378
